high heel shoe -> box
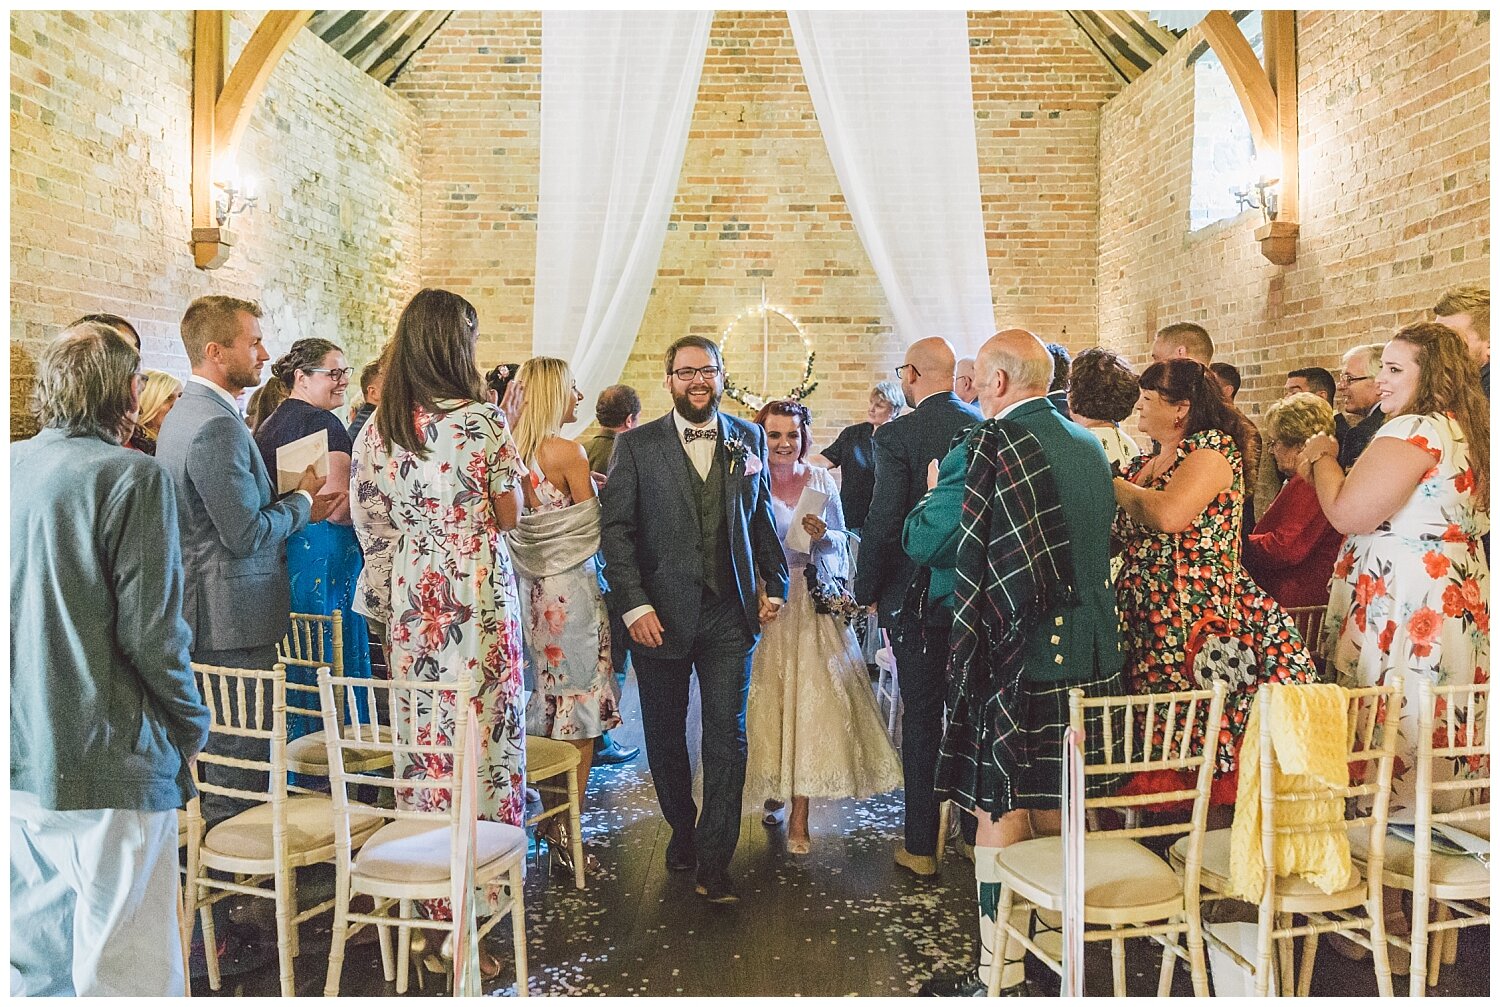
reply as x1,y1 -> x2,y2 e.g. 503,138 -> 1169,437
417,931 -> 504,990
544,821 -> 599,876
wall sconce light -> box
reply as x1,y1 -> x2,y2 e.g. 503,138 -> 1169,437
213,173 -> 258,227
1231,150 -> 1281,223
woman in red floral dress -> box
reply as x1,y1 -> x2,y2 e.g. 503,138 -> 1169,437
1113,359 -> 1318,804
1301,323 -> 1489,816
350,289 -> 527,957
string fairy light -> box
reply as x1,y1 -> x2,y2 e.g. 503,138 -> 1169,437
720,283 -> 819,411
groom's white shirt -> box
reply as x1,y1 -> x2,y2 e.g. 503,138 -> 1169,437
623,409 -> 781,629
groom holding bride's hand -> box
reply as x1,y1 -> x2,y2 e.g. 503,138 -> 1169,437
600,335 -> 789,904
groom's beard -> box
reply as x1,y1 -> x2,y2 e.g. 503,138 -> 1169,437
672,385 -> 721,425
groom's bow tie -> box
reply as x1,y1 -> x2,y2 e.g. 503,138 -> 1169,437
684,427 -> 718,443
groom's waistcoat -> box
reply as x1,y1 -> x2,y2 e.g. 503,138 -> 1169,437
688,443 -> 734,597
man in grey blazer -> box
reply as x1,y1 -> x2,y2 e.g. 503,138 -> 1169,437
155,295 -> 341,821
600,336 -> 789,904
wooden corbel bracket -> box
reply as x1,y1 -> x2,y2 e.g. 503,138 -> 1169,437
192,10 -> 313,269
1200,10 -> 1299,266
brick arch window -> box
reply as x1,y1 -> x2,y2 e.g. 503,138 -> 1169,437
1189,11 -> 1264,230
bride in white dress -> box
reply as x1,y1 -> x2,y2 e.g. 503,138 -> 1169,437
744,400 -> 903,854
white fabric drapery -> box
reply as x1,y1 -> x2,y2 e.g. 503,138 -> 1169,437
533,11 -> 712,430
788,12 -> 994,353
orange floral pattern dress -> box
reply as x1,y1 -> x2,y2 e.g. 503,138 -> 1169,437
1324,412 -> 1490,813
1115,429 -> 1318,800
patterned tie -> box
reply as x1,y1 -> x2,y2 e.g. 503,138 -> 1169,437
684,427 -> 718,443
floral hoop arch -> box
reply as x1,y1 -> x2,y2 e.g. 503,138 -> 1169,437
719,301 -> 819,412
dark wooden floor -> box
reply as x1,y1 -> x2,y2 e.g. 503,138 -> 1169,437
194,671 -> 1489,997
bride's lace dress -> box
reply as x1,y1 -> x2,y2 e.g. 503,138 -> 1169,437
744,466 -> 903,806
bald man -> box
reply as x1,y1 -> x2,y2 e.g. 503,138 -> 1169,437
854,336 -> 980,877
954,357 -> 978,405
904,329 -> 1122,996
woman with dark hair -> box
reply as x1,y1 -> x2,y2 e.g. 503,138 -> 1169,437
245,378 -> 289,433
1305,322 -> 1489,818
349,289 -> 527,970
1068,348 -> 1141,471
1113,358 -> 1317,803
811,379 -> 906,535
254,338 -> 372,753
744,400 -> 901,854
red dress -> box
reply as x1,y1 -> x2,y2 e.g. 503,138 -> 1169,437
1244,474 -> 1345,609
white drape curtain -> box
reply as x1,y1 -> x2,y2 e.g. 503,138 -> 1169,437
788,12 -> 994,353
534,11 -> 712,430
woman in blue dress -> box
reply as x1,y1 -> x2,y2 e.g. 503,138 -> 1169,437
255,338 -> 372,746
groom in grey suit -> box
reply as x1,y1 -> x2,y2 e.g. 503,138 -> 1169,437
600,335 -> 789,903
155,295 -> 341,821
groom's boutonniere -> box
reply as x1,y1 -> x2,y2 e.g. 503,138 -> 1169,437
724,435 -> 760,476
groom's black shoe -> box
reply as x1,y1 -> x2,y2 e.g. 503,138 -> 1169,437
665,832 -> 696,872
693,871 -> 740,905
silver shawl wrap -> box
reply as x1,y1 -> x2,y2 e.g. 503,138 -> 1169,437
508,496 -> 603,580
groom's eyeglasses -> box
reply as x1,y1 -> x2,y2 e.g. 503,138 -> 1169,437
670,365 -> 723,382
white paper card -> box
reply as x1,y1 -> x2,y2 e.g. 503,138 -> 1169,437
275,428 -> 329,495
784,484 -> 831,554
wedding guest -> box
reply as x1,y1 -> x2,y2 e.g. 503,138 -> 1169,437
599,335 -> 789,904
745,400 -> 901,855
1286,366 -> 1337,406
245,378 -> 289,434
508,356 -> 622,875
11,322 -> 208,996
156,296 -> 337,823
254,338 -> 373,754
484,361 -> 525,428
1244,393 -> 1343,609
1067,348 -> 1141,471
347,353 -> 384,444
124,369 -> 183,455
910,330 -> 1122,997
1305,323 -> 1489,813
350,289 -> 525,970
1113,359 -> 1317,805
812,379 -> 906,535
954,357 -> 978,405
1209,361 -> 1242,401
854,337 -> 979,877
1044,341 -> 1072,417
1434,285 -> 1489,396
74,313 -> 145,446
585,384 -> 641,477
1337,343 -> 1386,468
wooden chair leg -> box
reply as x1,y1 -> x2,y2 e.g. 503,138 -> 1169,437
1111,924 -> 1127,996
375,898 -> 394,983
1368,890 -> 1394,998
1426,903 -> 1452,988
510,864 -> 530,996
1440,919 -> 1458,965
1186,912 -> 1211,997
1157,931 -> 1178,997
1275,914 -> 1295,998
986,884 -> 1017,996
396,900 -> 412,994
566,767 -> 585,890
286,868 -> 300,958
1253,899 -> 1275,997
1409,884 -> 1431,995
1297,933 -> 1319,997
199,888 -> 221,991
323,873 -> 352,996
274,869 -> 297,996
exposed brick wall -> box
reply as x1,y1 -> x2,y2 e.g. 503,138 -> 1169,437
396,10 -> 1118,448
1098,10 -> 1490,422
10,11 -> 421,439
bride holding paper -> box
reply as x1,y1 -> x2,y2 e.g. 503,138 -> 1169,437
744,400 -> 902,854
254,338 -> 373,746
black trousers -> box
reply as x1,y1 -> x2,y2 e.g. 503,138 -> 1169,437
889,617 -> 951,857
632,592 -> 755,878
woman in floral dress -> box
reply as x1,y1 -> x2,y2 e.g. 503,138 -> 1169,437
1301,322 -> 1489,816
507,356 -> 621,874
350,289 -> 526,952
1113,359 -> 1318,804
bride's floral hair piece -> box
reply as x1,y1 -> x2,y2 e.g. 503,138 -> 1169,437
752,398 -> 812,460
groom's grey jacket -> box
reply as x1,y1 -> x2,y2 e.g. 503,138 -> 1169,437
600,410 -> 789,660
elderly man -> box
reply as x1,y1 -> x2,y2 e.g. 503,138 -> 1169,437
954,356 -> 978,405
156,295 -> 340,822
1435,285 -> 1489,396
11,323 -> 210,996
1336,342 -> 1386,469
905,330 -> 1121,996
855,336 -> 980,876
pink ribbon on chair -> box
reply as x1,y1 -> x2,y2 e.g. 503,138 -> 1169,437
1060,725 -> 1085,997
450,701 -> 482,996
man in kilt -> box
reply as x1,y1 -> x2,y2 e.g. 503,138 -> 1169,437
904,330 -> 1123,996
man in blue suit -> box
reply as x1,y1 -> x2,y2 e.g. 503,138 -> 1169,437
853,336 -> 980,876
600,335 -> 789,904
156,295 -> 341,822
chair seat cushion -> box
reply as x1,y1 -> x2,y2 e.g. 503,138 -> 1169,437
1347,828 -> 1489,888
995,836 -> 1183,910
286,729 -> 393,771
353,818 -> 527,883
525,735 -> 581,780
1172,828 -> 1365,899
203,795 -> 383,861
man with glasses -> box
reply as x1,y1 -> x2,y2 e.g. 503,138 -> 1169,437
855,336 -> 980,877
600,335 -> 788,904
1336,342 -> 1386,469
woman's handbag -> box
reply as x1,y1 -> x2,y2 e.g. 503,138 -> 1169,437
1184,613 -> 1260,689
